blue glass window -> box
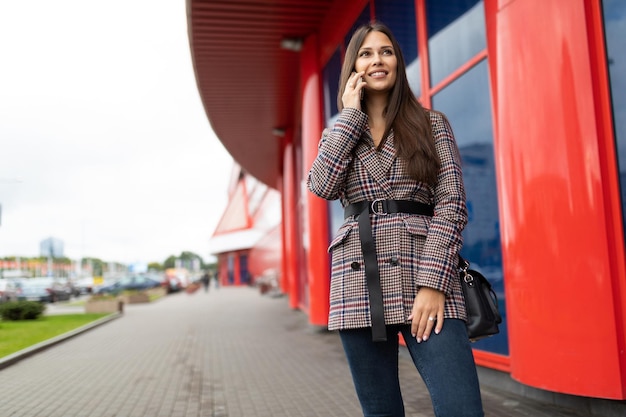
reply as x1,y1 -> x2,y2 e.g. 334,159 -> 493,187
322,45 -> 351,241
432,60 -> 507,355
374,0 -> 421,95
227,254 -> 235,285
602,0 -> 626,232
322,47 -> 342,125
239,254 -> 250,285
426,0 -> 486,86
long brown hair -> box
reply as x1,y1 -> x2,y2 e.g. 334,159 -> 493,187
338,22 -> 440,185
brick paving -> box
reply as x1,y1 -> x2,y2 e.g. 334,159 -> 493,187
0,287 -> 593,417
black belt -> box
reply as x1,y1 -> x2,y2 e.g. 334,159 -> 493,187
344,199 -> 434,342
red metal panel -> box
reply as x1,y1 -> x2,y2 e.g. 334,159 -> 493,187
318,0 -> 368,66
485,0 -> 499,137
492,0 -> 625,399
279,160 -> 289,295
212,180 -> 251,235
217,254 -> 226,286
301,34 -> 330,326
473,350 -> 510,373
283,141 -> 300,308
583,0 -> 626,398
480,0 -> 509,373
247,188 -> 283,282
248,225 -> 282,282
233,252 -> 241,285
415,0 -> 430,108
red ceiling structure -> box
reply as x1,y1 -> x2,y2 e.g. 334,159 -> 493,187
186,0 -> 334,188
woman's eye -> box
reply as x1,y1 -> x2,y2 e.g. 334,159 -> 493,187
382,49 -> 393,55
359,51 -> 370,57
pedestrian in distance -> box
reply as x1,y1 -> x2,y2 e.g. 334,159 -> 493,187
200,271 -> 210,293
212,270 -> 219,289
307,21 -> 484,417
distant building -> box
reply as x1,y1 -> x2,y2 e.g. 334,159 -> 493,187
207,163 -> 282,287
40,237 -> 64,258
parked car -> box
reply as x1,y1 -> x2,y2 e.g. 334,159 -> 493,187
162,274 -> 184,293
15,279 -> 53,303
0,279 -> 19,303
75,277 -> 95,294
163,269 -> 190,293
95,274 -> 161,295
15,277 -> 72,303
55,277 -> 81,297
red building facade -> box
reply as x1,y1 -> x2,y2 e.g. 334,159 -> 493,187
189,0 -> 626,403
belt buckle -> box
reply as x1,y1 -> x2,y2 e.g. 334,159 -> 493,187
371,199 -> 388,216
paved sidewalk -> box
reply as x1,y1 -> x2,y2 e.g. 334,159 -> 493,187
0,287 -> 592,417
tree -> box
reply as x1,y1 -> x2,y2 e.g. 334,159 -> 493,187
162,251 -> 206,271
163,255 -> 177,270
82,257 -> 105,276
148,262 -> 163,271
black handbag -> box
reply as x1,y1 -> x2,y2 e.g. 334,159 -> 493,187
458,256 -> 502,341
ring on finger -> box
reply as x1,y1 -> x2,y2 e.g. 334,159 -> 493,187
428,317 -> 435,321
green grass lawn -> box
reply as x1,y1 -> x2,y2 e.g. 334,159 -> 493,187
0,313 -> 109,359
64,299 -> 87,307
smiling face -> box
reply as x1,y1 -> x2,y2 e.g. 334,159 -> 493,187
354,30 -> 398,96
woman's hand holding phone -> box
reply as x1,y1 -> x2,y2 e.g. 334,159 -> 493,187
342,71 -> 366,109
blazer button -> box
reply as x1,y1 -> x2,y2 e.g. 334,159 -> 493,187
351,262 -> 360,270
389,257 -> 400,266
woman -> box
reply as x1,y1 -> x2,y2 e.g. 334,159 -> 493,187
307,22 -> 484,417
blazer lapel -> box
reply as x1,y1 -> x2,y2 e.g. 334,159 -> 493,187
378,132 -> 397,178
355,131 -> 397,199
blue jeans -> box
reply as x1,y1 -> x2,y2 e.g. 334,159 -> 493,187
339,319 -> 484,417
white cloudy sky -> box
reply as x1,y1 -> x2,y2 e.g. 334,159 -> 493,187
0,1 -> 233,264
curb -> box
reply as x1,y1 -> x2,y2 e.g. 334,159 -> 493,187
0,312 -> 123,371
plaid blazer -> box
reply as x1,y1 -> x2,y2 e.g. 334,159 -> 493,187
307,108 -> 468,331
